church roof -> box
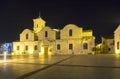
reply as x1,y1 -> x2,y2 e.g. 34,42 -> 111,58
114,25 -> 120,33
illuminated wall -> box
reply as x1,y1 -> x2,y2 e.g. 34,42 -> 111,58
61,24 -> 82,39
114,25 -> 120,54
33,17 -> 46,33
101,36 -> 114,54
20,29 -> 35,41
38,26 -> 56,40
82,30 -> 93,37
13,41 -> 40,55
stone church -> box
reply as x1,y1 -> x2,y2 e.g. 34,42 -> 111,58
13,16 -> 95,55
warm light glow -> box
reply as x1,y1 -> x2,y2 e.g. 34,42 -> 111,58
116,49 -> 120,54
29,50 -> 33,54
4,52 -> 7,62
39,47 -> 44,55
48,51 -> 52,55
11,53 -> 14,55
39,52 -> 44,55
82,30 -> 92,36
96,44 -> 101,48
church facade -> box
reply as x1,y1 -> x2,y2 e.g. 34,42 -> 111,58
13,16 -> 95,55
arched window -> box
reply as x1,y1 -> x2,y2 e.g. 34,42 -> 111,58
17,46 -> 19,50
56,31 -> 60,39
117,42 -> 119,50
57,44 -> 60,50
69,44 -> 73,50
83,43 -> 88,49
34,45 -> 38,50
37,24 -> 38,28
69,29 -> 72,36
45,31 -> 48,37
26,34 -> 28,40
25,45 -> 28,50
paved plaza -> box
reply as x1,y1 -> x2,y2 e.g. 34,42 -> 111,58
0,54 -> 120,79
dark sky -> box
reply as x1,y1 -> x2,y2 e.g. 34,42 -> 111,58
0,0 -> 120,43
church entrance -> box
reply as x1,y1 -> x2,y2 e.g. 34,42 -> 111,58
44,46 -> 48,55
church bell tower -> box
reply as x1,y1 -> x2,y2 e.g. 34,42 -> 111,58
33,15 -> 46,33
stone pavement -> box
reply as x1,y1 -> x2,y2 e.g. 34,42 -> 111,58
1,55 -> 120,79
0,55 -> 71,79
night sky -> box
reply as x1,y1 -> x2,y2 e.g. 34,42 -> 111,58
0,0 -> 120,43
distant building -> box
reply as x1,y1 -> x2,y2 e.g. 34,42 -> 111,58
95,36 -> 114,54
13,16 -> 95,55
114,25 -> 120,54
101,36 -> 114,54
